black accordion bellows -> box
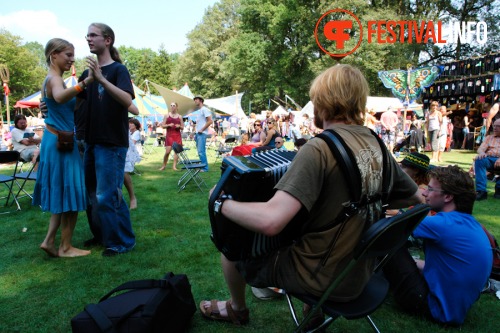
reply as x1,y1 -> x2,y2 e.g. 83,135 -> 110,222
208,149 -> 303,261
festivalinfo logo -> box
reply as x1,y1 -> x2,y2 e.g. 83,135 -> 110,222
314,9 -> 488,58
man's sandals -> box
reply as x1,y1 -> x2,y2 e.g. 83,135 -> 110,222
199,300 -> 249,326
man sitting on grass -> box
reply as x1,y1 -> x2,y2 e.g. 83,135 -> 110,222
383,165 -> 492,326
474,118 -> 500,201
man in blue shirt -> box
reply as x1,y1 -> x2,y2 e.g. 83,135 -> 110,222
384,165 -> 492,325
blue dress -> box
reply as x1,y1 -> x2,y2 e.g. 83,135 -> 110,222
33,95 -> 87,214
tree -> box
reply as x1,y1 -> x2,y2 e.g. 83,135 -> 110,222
0,29 -> 46,120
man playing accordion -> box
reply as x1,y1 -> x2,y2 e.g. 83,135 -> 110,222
200,64 -> 421,326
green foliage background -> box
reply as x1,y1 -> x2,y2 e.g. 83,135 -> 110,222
1,0 -> 499,120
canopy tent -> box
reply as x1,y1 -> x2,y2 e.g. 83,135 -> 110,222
205,92 -> 245,118
175,83 -> 194,98
272,105 -> 288,116
150,81 -> 196,116
151,81 -> 245,118
14,70 -> 78,109
300,101 -> 314,117
366,96 -> 422,115
132,84 -> 168,115
300,98 -> 423,118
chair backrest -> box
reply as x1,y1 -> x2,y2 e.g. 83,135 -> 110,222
309,204 -> 430,313
224,137 -> 236,144
0,151 -> 21,164
353,203 -> 430,270
172,142 -> 183,154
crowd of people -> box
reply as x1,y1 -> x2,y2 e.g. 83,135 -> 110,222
1,28 -> 499,330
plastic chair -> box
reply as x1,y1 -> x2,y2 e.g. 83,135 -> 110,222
172,142 -> 208,192
0,151 -> 21,212
285,204 -> 430,333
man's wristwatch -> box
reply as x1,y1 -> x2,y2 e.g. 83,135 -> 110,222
214,194 -> 232,214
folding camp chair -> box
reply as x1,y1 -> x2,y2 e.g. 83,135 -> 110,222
286,204 -> 430,333
0,151 -> 21,212
214,136 -> 237,162
172,142 -> 208,192
12,155 -> 38,208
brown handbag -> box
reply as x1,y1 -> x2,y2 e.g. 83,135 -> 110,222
56,130 -> 75,152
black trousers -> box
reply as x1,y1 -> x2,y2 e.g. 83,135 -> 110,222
383,247 -> 432,317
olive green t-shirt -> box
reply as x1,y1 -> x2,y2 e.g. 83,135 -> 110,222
275,124 -> 417,300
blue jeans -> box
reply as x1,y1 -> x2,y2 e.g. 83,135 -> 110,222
84,144 -> 135,253
474,156 -> 500,192
195,133 -> 209,171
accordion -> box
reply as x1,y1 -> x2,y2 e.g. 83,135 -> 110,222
208,149 -> 304,261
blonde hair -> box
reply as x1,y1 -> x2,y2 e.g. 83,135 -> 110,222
45,38 -> 74,66
309,64 -> 369,126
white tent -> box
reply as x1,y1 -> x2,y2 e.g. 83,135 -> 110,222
300,98 -> 422,117
205,92 -> 245,117
272,105 -> 288,116
301,101 -> 314,117
366,96 -> 422,113
150,81 -> 196,116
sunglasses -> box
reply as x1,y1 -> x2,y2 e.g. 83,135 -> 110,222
275,141 -> 283,144
170,104 -> 176,107
254,123 -> 261,126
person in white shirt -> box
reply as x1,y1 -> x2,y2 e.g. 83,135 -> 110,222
194,96 -> 213,172
11,114 -> 41,163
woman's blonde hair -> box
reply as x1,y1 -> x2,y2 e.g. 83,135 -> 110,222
309,64 -> 369,126
45,38 -> 74,67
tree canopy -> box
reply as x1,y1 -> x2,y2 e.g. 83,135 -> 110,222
1,0 -> 498,120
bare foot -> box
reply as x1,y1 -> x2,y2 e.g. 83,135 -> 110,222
158,166 -> 166,171
130,198 -> 137,210
173,167 -> 179,171
58,246 -> 91,257
40,243 -> 58,257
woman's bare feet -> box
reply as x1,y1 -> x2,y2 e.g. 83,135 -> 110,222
40,242 -> 58,257
130,197 -> 137,210
58,246 -> 91,258
173,167 -> 179,171
158,166 -> 166,171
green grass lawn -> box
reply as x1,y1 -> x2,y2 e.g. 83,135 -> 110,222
0,143 -> 499,333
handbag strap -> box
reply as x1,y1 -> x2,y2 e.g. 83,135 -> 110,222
84,304 -> 118,333
99,272 -> 175,302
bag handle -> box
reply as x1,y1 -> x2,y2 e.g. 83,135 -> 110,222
84,304 -> 118,333
99,272 -> 175,302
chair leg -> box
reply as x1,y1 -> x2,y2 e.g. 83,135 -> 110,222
366,315 -> 381,333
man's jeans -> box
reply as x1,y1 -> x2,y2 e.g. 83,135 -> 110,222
84,144 -> 135,253
475,156 -> 500,192
195,133 -> 209,171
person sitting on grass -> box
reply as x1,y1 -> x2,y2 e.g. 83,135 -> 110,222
474,118 -> 500,201
383,165 -> 492,326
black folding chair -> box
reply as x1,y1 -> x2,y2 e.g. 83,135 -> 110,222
12,155 -> 38,207
215,136 -> 237,162
0,151 -> 21,212
286,204 -> 430,333
172,142 -> 208,192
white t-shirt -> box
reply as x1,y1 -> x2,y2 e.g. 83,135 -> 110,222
196,106 -> 212,133
11,127 -> 39,153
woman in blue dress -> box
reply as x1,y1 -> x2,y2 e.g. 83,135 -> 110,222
34,38 -> 93,257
